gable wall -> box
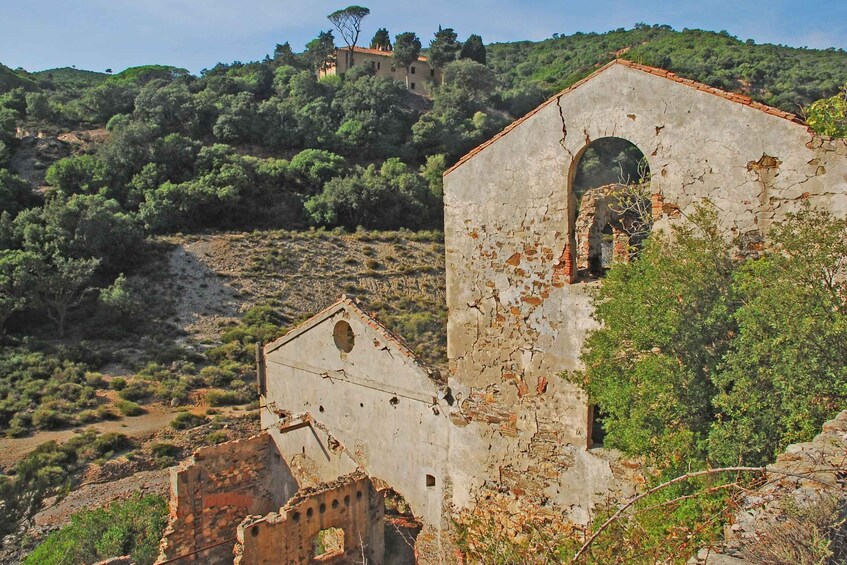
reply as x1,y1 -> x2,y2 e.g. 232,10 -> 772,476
443,62 -> 847,519
262,308 -> 450,529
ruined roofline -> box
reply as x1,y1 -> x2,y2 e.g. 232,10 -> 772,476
443,58 -> 805,177
262,295 -> 444,385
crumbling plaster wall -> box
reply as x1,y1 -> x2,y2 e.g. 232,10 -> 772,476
443,61 -> 847,521
158,434 -> 297,564
234,473 -> 384,565
261,302 -> 451,547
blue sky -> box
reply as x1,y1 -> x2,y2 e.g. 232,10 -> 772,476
1,1 -> 844,74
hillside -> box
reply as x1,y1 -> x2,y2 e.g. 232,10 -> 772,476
487,25 -> 847,114
0,62 -> 37,93
31,67 -> 108,89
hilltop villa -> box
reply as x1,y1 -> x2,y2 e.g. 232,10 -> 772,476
320,46 -> 440,95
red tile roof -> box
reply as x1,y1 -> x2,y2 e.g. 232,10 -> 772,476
443,59 -> 805,177
340,46 -> 429,63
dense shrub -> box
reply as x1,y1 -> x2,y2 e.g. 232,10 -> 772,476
205,389 -> 252,407
23,495 -> 167,565
170,411 -> 207,430
575,206 -> 847,469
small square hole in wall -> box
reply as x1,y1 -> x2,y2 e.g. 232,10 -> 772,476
426,474 -> 436,488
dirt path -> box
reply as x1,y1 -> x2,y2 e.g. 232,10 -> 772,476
0,403 -> 177,468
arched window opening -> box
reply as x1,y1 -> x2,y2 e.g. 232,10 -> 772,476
313,527 -> 345,560
570,138 -> 652,281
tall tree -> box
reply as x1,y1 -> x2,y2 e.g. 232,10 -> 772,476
34,255 -> 100,338
460,34 -> 487,65
273,42 -> 298,67
0,249 -> 40,337
305,31 -> 337,74
327,5 -> 370,67
370,28 -> 392,51
393,32 -> 422,89
428,26 -> 461,81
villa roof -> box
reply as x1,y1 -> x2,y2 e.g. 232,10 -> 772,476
339,45 -> 429,63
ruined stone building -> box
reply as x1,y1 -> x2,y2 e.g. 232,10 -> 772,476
157,59 -> 847,563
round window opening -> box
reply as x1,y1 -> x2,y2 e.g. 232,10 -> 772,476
333,320 -> 355,353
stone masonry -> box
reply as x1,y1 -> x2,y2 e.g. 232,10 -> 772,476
443,58 -> 847,525
234,472 -> 384,565
157,434 -> 297,563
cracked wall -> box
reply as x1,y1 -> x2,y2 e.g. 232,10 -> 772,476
443,61 -> 847,522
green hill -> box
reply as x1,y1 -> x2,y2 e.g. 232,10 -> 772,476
107,65 -> 190,85
488,24 -> 847,113
32,67 -> 108,89
0,63 -> 38,93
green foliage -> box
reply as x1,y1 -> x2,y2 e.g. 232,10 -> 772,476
305,31 -> 337,73
0,250 -> 42,335
625,29 -> 847,111
327,6 -> 370,51
0,348 -> 102,434
305,158 -> 435,230
115,399 -> 144,416
807,82 -> 847,137
576,205 -> 847,470
31,67 -> 108,89
0,63 -> 38,94
0,430 -> 132,535
393,32 -> 422,83
709,207 -> 847,465
208,303 -> 287,367
573,137 -> 648,196
23,495 -> 167,565
25,91 -> 52,121
45,155 -> 107,197
107,65 -> 189,86
370,28 -> 392,51
205,389 -> 252,407
429,27 -> 461,71
0,169 -> 39,217
15,193 -> 142,274
574,207 -> 733,468
460,34 -> 487,65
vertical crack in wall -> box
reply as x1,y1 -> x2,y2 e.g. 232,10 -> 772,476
556,96 -> 575,160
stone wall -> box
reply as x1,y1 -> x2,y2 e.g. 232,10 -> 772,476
234,473 -> 384,565
443,59 -> 847,521
157,434 -> 298,564
695,410 -> 847,564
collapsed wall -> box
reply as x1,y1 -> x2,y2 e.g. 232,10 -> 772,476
234,472 -> 384,565
157,434 -> 297,564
